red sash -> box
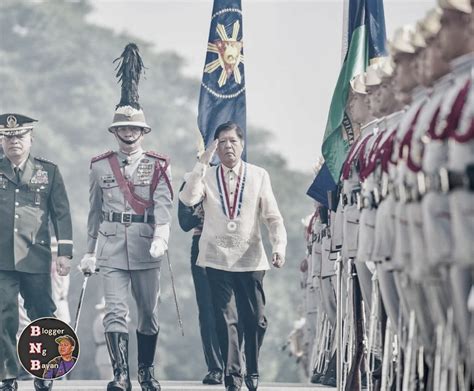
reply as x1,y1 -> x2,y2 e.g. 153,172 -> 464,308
399,104 -> 425,173
107,153 -> 172,215
341,134 -> 371,180
380,130 -> 397,173
446,80 -> 472,143
359,131 -> 385,180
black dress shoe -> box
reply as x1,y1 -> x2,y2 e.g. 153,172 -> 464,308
202,370 -> 223,385
321,374 -> 337,387
33,379 -> 53,391
310,371 -> 322,384
0,379 -> 18,391
244,373 -> 259,391
225,386 -> 240,391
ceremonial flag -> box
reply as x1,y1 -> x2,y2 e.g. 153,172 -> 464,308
198,0 -> 247,159
321,0 -> 387,182
306,162 -> 338,210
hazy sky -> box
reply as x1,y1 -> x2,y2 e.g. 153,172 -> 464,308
88,0 -> 434,173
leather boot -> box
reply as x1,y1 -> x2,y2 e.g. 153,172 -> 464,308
0,379 -> 18,391
105,332 -> 131,391
137,331 -> 161,391
33,379 -> 53,391
321,352 -> 337,387
244,373 -> 259,391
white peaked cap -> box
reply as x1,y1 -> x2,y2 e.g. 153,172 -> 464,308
365,64 -> 383,86
412,22 -> 427,49
350,73 -> 367,94
421,8 -> 443,39
438,0 -> 472,13
389,25 -> 416,55
379,57 -> 395,78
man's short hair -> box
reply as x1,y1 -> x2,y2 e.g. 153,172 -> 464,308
213,122 -> 244,141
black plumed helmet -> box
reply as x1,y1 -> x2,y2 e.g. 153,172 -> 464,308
109,43 -> 151,133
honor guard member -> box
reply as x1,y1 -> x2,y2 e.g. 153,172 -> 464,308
180,122 -> 287,391
300,210 -> 319,379
371,58 -> 405,337
79,44 -> 173,391
437,0 -> 473,382
0,114 -> 73,391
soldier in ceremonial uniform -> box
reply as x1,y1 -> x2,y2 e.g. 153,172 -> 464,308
79,44 -> 173,391
434,0 -> 473,384
0,114 -> 73,391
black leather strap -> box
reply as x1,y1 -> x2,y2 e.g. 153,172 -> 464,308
102,211 -> 155,224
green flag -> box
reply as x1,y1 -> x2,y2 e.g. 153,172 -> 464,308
321,0 -> 387,181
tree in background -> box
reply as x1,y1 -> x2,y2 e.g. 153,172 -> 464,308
0,0 -> 312,382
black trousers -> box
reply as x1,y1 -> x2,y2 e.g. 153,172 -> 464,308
206,267 -> 267,387
0,270 -> 56,380
190,235 -> 223,372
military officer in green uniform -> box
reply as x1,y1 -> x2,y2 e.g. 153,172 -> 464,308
80,43 -> 173,391
0,113 -> 73,391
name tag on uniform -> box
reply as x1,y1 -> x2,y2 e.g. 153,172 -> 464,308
30,169 -> 49,185
101,175 -> 116,184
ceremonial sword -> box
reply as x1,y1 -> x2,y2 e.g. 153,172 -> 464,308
74,271 -> 91,333
74,268 -> 99,333
165,250 -> 184,336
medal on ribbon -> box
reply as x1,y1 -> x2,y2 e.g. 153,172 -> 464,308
30,169 -> 49,185
216,163 -> 247,232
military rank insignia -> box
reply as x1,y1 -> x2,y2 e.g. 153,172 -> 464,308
100,175 -> 116,184
17,317 -> 79,380
0,175 -> 7,189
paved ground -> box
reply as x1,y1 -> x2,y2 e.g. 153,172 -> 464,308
16,380 -> 336,390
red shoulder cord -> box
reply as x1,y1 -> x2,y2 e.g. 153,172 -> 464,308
447,80 -> 473,143
399,104 -> 425,172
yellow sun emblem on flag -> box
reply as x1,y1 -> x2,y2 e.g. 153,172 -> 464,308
204,20 -> 244,88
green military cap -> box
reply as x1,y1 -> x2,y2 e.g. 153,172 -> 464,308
55,335 -> 75,347
0,113 -> 37,136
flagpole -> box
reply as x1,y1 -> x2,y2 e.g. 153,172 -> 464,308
341,0 -> 350,64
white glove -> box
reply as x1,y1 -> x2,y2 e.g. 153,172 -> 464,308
79,253 -> 97,275
150,238 -> 167,258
